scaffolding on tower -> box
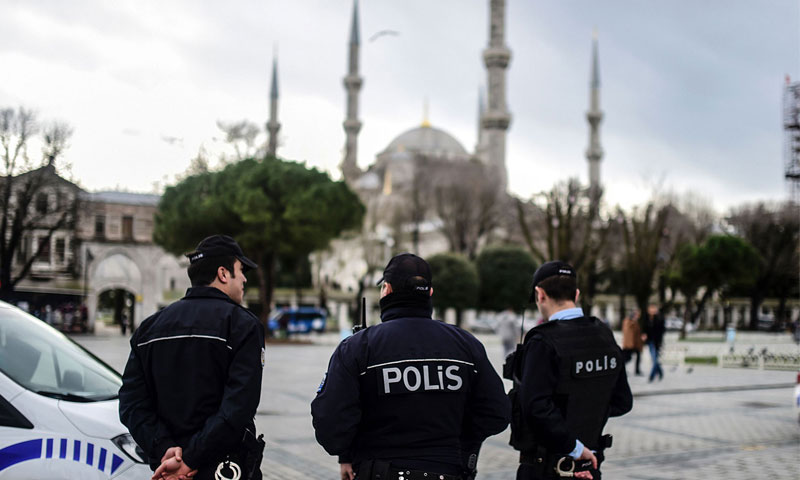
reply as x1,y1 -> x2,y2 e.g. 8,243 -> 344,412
784,77 -> 800,203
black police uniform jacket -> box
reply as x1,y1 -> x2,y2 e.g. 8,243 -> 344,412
311,293 -> 511,474
119,287 -> 265,471
512,316 -> 632,455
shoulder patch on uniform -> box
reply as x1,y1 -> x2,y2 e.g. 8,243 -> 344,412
316,372 -> 328,393
261,347 -> 266,367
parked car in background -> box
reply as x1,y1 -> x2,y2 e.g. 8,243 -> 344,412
757,313 -> 776,331
466,313 -> 499,333
0,301 -> 151,479
665,316 -> 682,331
268,306 -> 327,334
466,312 -> 535,336
665,316 -> 696,332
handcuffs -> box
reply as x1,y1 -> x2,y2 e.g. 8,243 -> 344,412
215,460 -> 242,480
554,457 -> 576,478
554,457 -> 594,479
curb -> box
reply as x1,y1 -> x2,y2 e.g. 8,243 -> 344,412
633,383 -> 796,397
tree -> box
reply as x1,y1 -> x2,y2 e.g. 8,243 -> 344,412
667,235 -> 759,337
154,156 -> 365,326
432,160 -> 502,259
726,201 -> 799,330
516,178 -> 610,312
216,120 -> 264,162
0,106 -> 78,299
475,246 -> 537,313
655,200 -> 718,311
427,253 -> 478,327
617,202 -> 671,314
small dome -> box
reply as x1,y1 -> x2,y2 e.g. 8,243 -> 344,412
382,125 -> 468,158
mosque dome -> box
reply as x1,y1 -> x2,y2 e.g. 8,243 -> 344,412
381,124 -> 468,158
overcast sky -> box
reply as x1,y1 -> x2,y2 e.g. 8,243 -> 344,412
1,0 -> 798,212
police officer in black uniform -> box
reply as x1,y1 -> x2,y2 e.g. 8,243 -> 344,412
119,235 -> 265,480
506,261 -> 632,480
311,253 -> 510,480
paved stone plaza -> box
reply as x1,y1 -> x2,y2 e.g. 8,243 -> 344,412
75,329 -> 800,480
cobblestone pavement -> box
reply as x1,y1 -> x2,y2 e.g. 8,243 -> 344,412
73,328 -> 800,480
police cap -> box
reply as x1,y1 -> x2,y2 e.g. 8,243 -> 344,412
376,253 -> 432,294
530,260 -> 576,302
185,235 -> 258,272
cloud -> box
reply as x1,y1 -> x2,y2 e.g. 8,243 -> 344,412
0,0 -> 796,208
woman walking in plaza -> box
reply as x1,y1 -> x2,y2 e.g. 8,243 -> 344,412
621,309 -> 644,376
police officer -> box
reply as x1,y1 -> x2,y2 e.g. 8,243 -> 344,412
507,261 -> 632,480
311,253 -> 510,480
119,235 -> 265,480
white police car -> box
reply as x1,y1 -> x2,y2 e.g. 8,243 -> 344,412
0,301 -> 151,479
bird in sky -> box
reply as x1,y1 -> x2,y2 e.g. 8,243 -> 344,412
369,30 -> 400,42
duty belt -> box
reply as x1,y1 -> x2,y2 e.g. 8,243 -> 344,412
519,438 -> 610,480
356,460 -> 461,480
520,452 -> 593,479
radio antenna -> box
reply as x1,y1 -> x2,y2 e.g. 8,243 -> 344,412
361,297 -> 367,330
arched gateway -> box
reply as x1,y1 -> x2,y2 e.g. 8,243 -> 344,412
83,243 -> 189,331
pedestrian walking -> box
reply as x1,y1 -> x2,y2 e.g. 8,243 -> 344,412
506,261 -> 633,480
119,235 -> 265,480
643,304 -> 665,382
621,310 -> 643,376
311,253 -> 510,480
496,306 -> 519,357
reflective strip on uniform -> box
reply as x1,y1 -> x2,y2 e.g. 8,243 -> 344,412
137,334 -> 232,350
361,358 -> 475,376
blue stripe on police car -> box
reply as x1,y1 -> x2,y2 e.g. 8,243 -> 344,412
0,438 -> 124,475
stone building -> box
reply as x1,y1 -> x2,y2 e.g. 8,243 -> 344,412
5,163 -> 83,293
77,191 -> 188,330
6,166 -> 188,331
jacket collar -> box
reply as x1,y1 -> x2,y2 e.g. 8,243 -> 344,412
184,286 -> 237,305
379,292 -> 433,322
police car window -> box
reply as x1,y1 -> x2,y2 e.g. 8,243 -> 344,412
0,304 -> 121,402
0,394 -> 33,429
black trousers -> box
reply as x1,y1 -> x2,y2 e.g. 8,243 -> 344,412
622,348 -> 642,374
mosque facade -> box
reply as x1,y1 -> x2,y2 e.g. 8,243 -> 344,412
266,0 -> 603,298
294,0 -> 516,295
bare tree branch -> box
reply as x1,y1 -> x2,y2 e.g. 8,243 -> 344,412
42,121 -> 74,165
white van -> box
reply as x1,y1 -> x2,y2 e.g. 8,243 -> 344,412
0,301 -> 151,479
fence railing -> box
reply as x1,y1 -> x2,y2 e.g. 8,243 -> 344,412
659,345 -> 800,370
720,348 -> 800,370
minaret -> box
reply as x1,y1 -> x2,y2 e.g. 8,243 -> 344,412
481,0 -> 512,193
341,0 -> 363,185
266,51 -> 280,157
475,87 -> 487,158
422,97 -> 430,127
586,32 -> 604,201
